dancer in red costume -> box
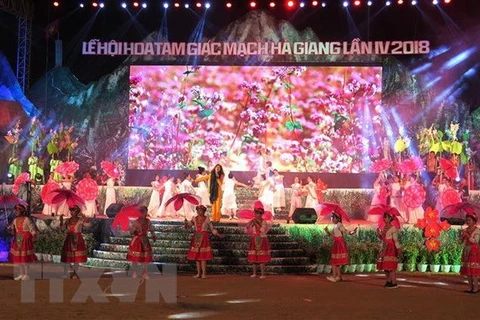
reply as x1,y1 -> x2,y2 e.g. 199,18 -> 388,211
185,205 -> 223,279
324,212 -> 357,282
245,201 -> 272,279
459,211 -> 480,293
377,210 -> 403,289
9,204 -> 36,281
60,205 -> 91,279
127,206 -> 157,279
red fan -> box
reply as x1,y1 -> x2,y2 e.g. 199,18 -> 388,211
101,161 -> 120,179
112,205 -> 143,231
51,189 -> 85,208
403,184 -> 426,209
12,172 -> 30,194
319,202 -> 350,223
41,180 -> 61,205
237,201 -> 273,220
76,178 -> 99,201
55,161 -> 79,176
367,204 -> 391,215
441,188 -> 461,208
370,159 -> 393,173
441,202 -> 480,218
439,158 -> 458,180
164,193 -> 201,211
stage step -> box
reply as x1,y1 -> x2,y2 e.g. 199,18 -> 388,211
88,221 -> 314,274
83,258 -> 317,274
98,244 -> 306,257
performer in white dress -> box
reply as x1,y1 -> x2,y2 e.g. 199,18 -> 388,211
304,176 -> 318,208
221,173 -> 250,220
195,167 -> 210,207
179,174 -> 196,219
404,175 -> 424,224
104,177 -> 116,215
57,175 -> 74,217
258,174 -> 275,213
288,177 -> 304,223
41,172 -> 59,216
433,175 -> 448,213
156,176 -> 177,218
272,169 -> 286,213
390,175 -> 407,222
147,175 -> 162,217
366,175 -> 388,224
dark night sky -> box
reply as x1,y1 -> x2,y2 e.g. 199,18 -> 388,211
0,0 -> 479,86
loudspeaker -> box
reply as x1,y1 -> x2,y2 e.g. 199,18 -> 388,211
292,208 -> 318,224
106,203 -> 124,218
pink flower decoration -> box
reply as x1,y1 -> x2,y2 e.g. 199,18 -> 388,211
76,178 -> 99,201
403,184 -> 426,209
55,161 -> 79,176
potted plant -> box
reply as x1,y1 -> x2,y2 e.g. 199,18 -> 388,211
417,246 -> 428,272
316,242 -> 330,274
450,242 -> 463,273
356,243 -> 367,273
364,242 -> 379,272
428,251 -> 441,273
439,244 -> 451,273
402,243 -> 418,272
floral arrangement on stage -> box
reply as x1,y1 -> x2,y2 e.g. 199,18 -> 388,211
415,207 -> 451,253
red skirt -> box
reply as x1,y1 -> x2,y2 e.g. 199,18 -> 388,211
247,236 -> 271,263
460,244 -> 480,277
331,236 -> 349,266
61,232 -> 88,263
187,231 -> 213,261
127,235 -> 153,263
10,231 -> 36,264
377,239 -> 398,271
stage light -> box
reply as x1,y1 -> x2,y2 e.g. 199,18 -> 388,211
432,0 -> 438,4
386,0 -> 391,5
163,2 -> 169,8
79,3 -> 85,8
367,1 -> 372,6
196,2 -> 202,8
354,0 -> 361,6
205,2 -> 211,9
174,2 -> 180,7
141,2 -> 146,8
53,1 -> 59,7
312,0 -> 318,6
250,1 -> 257,8
321,2 -> 327,7
287,1 -> 295,8
300,2 -> 305,7
99,2 -> 104,8
121,2 -> 127,8
411,0 -> 417,4
269,2 -> 276,8
92,2 -> 98,7
398,0 -> 404,4
226,2 -> 232,8
133,2 -> 139,7
444,0 -> 451,3
184,3 -> 190,8
343,1 -> 349,7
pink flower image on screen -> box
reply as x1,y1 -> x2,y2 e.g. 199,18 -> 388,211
128,65 -> 383,173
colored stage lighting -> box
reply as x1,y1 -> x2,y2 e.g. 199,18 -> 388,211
92,2 -> 98,7
367,1 -> 372,6
269,2 -> 276,8
205,2 -> 211,9
196,2 -> 202,8
411,0 -> 417,4
141,2 -> 146,8
133,2 -> 139,7
121,2 -> 127,8
312,0 -> 318,6
80,3 -> 85,8
300,2 -> 305,7
174,2 -> 180,7
354,0 -> 361,6
53,1 -> 59,7
226,2 -> 232,8
250,1 -> 257,8
385,0 -> 391,5
343,1 -> 349,7
287,1 -> 295,8
163,2 -> 169,8
99,2 -> 105,8
432,0 -> 438,4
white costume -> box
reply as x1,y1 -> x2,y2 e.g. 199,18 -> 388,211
104,177 -> 116,215
273,174 -> 286,209
148,180 -> 161,216
221,176 -> 238,214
